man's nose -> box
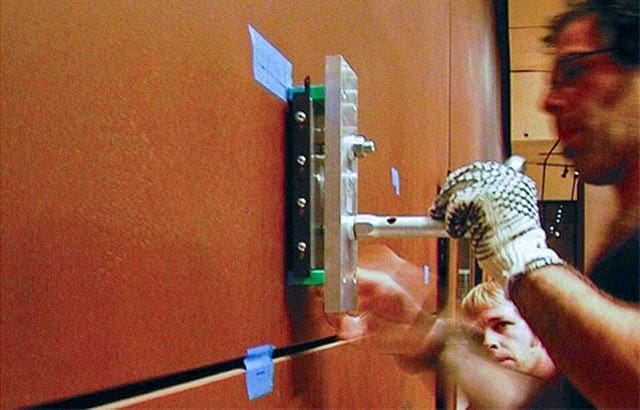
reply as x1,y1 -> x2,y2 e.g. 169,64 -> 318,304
483,330 -> 499,350
542,86 -> 566,115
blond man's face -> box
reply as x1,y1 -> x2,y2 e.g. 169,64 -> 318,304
470,301 -> 543,377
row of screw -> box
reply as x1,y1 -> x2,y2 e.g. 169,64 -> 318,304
294,110 -> 309,258
294,111 -> 309,170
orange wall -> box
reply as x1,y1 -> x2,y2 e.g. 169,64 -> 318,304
450,0 -> 504,169
0,1 -> 502,407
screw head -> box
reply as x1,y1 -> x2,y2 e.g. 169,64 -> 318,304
294,111 -> 307,124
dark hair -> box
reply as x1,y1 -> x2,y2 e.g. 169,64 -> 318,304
543,0 -> 639,68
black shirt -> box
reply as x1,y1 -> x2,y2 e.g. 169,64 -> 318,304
590,228 -> 640,304
530,228 -> 639,409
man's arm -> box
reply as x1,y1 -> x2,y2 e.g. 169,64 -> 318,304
429,161 -> 640,408
510,265 -> 640,409
438,337 -> 546,409
394,316 -> 547,409
338,267 -> 548,409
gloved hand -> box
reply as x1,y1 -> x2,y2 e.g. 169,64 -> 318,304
429,161 -> 564,285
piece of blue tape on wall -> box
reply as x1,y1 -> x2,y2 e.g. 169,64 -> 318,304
391,166 -> 401,196
243,344 -> 276,400
248,25 -> 293,102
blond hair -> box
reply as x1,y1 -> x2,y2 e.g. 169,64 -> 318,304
460,281 -> 507,321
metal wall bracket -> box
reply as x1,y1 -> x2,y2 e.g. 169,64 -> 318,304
285,54 -> 526,314
285,56 -> 375,315
323,55 -> 363,314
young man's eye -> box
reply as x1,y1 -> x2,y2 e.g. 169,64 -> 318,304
495,321 -> 512,331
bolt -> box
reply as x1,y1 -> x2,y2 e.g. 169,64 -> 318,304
294,111 -> 307,124
296,155 -> 307,167
296,242 -> 307,253
351,135 -> 376,158
296,197 -> 307,209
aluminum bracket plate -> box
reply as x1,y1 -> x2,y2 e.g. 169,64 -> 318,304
323,55 -> 359,314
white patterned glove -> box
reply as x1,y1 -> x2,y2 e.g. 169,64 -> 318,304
429,161 -> 564,285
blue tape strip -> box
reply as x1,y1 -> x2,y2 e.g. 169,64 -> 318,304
243,344 -> 275,400
248,25 -> 292,102
391,166 -> 400,196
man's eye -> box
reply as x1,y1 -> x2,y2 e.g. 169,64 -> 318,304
495,321 -> 511,331
562,64 -> 585,84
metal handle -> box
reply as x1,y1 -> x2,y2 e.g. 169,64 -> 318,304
353,155 -> 525,240
353,214 -> 448,238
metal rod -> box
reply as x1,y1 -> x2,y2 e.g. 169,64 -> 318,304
352,156 -> 525,240
353,214 -> 448,238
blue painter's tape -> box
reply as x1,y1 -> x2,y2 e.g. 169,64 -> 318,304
248,25 -> 293,102
243,344 -> 275,400
391,166 -> 400,196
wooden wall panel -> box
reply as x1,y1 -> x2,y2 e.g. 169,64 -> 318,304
1,0 -> 455,407
510,27 -> 553,71
353,1 -> 450,267
126,343 -> 434,409
511,72 -> 556,140
1,2 -> 293,405
2,0 -> 504,407
449,0 -> 505,168
508,0 -> 565,28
